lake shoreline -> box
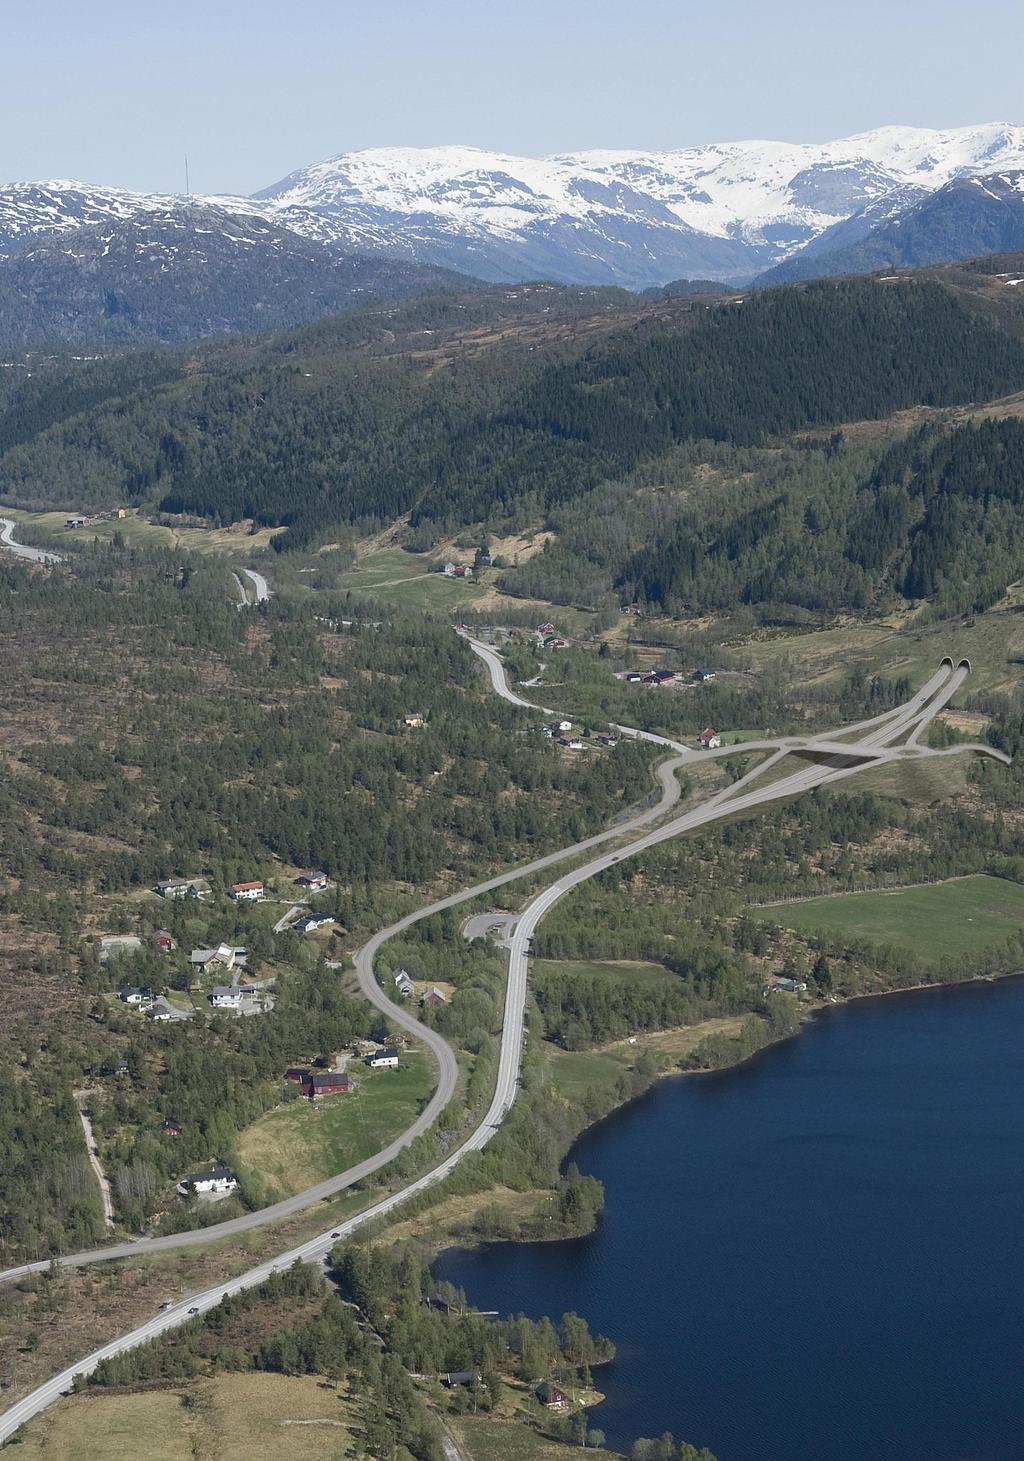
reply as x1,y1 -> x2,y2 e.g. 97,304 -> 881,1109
430,961 -> 1024,1265
435,964 -> 1024,1461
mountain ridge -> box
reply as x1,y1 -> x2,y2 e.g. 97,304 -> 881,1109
4,124 -> 1024,290
0,204 -> 483,346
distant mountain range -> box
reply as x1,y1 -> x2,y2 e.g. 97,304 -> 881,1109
3,125 -> 1024,343
0,204 -> 477,346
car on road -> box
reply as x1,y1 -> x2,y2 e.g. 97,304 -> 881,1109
188,1306 -> 199,1314
331,1231 -> 341,1238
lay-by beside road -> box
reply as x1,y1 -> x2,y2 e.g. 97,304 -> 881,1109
0,641 -> 1007,1444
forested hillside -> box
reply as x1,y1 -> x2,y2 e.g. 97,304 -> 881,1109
499,417 -> 1024,620
0,541 -> 655,1255
2,275 -> 1023,561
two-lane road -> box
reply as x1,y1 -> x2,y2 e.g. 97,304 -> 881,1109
0,517 -> 63,565
0,641 -> 1005,1444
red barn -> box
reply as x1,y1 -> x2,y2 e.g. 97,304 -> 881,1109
309,1071 -> 352,1100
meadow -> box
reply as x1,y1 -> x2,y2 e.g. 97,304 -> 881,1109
755,874 -> 1024,962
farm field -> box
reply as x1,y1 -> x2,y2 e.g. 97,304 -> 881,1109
337,549 -> 487,610
13,1373 -> 354,1461
754,874 -> 1024,962
451,1414 -> 623,1461
235,1052 -> 433,1198
532,957 -> 681,986
0,506 -> 281,555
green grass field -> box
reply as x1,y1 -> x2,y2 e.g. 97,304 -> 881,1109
1,506 -> 281,555
235,1053 -> 432,1198
338,549 -> 487,611
15,1374 -> 354,1461
533,957 -> 679,986
451,1414 -> 623,1461
755,874 -> 1024,962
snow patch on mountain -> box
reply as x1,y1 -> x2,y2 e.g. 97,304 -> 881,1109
3,124 -> 1024,287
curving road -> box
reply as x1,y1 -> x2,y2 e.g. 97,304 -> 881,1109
240,567 -> 270,603
0,516 -> 64,565
0,643 -> 1007,1443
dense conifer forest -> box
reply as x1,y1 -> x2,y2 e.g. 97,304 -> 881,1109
3,275 -> 1024,569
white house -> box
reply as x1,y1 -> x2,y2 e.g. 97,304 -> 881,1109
209,986 -> 243,1009
295,914 -> 335,934
297,870 -> 329,890
366,1048 -> 400,1069
146,997 -> 191,1022
182,1166 -> 237,1196
157,876 -> 211,899
118,985 -> 155,1005
697,728 -> 722,750
394,969 -> 414,996
229,880 -> 264,902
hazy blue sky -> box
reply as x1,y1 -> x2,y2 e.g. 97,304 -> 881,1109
4,0 -> 1022,193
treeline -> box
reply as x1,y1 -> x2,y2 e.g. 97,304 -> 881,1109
0,1069 -> 104,1260
532,962 -> 755,1051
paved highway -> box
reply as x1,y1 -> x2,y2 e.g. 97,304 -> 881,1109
0,517 -> 64,564
0,642 -> 1006,1443
240,567 -> 270,602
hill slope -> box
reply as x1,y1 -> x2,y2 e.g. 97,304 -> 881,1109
2,270 -> 1024,552
0,205 -> 480,345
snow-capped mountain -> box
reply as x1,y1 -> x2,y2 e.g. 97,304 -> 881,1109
0,180 -> 179,258
249,124 -> 1024,284
2,124 -> 1024,322
759,169 -> 1024,284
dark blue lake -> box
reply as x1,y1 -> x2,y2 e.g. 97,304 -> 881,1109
435,979 -> 1024,1461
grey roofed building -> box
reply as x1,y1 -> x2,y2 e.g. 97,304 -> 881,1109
182,1166 -> 237,1194
118,985 -> 155,1004
209,986 -> 244,1008
146,996 -> 191,1022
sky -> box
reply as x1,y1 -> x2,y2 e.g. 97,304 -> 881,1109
4,0 -> 1023,194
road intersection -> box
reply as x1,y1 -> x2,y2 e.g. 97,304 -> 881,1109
0,640 -> 1007,1443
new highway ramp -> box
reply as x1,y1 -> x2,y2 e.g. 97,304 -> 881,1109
0,643 -> 1006,1444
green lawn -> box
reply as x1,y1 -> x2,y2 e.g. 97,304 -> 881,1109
450,1415 -> 622,1461
0,505 -> 281,555
543,1044 -> 628,1102
755,874 -> 1024,961
235,1053 -> 433,1198
337,550 -> 487,610
532,957 -> 678,986
15,1374 -> 354,1461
